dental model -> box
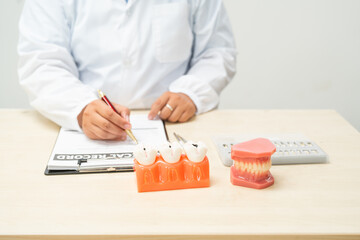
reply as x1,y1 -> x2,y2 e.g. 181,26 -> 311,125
133,144 -> 157,166
159,142 -> 182,163
133,141 -> 210,192
184,141 -> 207,163
230,138 -> 276,189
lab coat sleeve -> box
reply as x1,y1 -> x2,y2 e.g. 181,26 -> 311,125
169,0 -> 237,114
18,0 -> 98,131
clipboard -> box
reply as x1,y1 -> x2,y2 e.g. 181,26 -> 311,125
45,114 -> 168,175
44,159 -> 135,175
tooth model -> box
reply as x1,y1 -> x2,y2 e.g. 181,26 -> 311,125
230,138 -> 276,189
159,142 -> 182,163
133,144 -> 157,166
133,141 -> 210,192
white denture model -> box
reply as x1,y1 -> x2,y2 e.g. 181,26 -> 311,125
159,142 -> 182,163
133,144 -> 157,166
183,141 -> 208,163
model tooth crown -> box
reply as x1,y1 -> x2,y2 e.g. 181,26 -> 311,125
159,142 -> 182,163
184,141 -> 207,163
133,144 -> 157,166
134,141 -> 208,165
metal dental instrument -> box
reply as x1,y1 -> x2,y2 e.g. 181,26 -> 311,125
173,132 -> 187,145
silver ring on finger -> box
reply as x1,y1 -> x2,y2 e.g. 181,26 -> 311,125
165,103 -> 173,112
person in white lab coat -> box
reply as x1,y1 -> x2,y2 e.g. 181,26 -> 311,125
18,0 -> 236,140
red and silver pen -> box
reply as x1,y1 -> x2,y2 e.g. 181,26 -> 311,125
97,90 -> 138,144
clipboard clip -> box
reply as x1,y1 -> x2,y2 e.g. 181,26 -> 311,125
77,159 -> 133,173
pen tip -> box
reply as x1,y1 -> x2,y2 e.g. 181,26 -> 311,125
97,90 -> 104,98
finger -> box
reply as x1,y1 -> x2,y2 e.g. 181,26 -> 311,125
167,105 -> 183,122
114,104 -> 131,121
90,123 -> 127,141
159,98 -> 178,120
96,103 -> 132,130
121,111 -> 130,122
159,104 -> 173,120
84,119 -> 124,140
92,112 -> 128,137
148,92 -> 170,120
178,110 -> 194,123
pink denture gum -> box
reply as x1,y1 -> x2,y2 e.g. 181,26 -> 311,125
133,142 -> 210,192
230,138 -> 276,189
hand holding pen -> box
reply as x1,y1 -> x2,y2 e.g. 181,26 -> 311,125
77,92 -> 137,142
97,90 -> 137,143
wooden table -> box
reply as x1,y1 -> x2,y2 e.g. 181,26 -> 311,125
0,109 -> 359,240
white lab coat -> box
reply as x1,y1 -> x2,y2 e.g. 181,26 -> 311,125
18,0 -> 236,131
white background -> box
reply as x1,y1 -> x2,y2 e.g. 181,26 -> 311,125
1,0 -> 359,130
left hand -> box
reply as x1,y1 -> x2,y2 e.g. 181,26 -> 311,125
148,92 -> 197,122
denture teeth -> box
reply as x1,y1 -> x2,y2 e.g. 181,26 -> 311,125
159,142 -> 182,163
252,165 -> 257,174
133,144 -> 157,166
184,141 -> 207,163
234,160 -> 272,175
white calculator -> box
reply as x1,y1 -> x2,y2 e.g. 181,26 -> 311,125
213,134 -> 329,167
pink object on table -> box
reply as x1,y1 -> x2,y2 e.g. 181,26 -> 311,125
230,138 -> 276,189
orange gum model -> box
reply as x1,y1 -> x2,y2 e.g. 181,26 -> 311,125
134,154 -> 210,192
